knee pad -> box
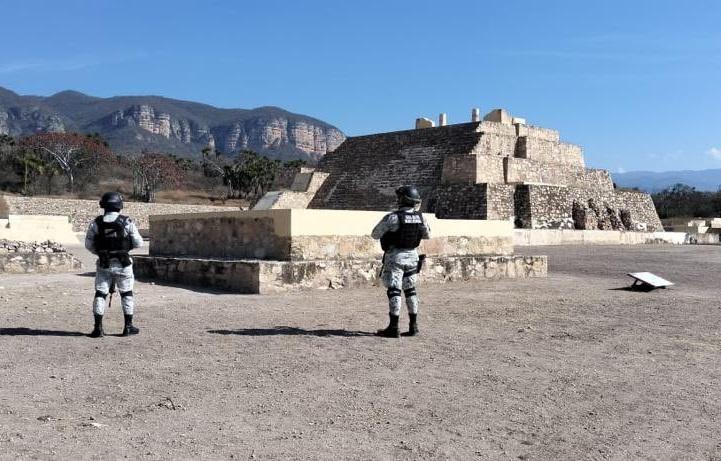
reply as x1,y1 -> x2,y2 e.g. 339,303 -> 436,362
119,290 -> 133,298
404,288 -> 417,298
386,288 -> 401,299
94,290 -> 108,299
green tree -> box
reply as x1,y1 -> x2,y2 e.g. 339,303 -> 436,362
222,150 -> 280,199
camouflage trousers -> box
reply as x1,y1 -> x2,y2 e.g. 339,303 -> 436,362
93,260 -> 135,316
381,258 -> 419,317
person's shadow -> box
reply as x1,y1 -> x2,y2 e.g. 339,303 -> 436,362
208,326 -> 374,337
0,328 -> 86,337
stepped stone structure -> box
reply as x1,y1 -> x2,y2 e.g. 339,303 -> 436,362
290,109 -> 662,232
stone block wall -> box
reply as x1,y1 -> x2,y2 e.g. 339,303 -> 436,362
474,123 -> 517,157
524,185 -> 575,229
134,254 -> 547,294
505,157 -> 584,185
441,154 -> 506,185
149,209 -> 515,262
513,184 -> 662,231
0,240 -> 82,273
440,154 -> 477,184
475,155 -> 506,184
613,190 -> 664,231
432,184 -> 488,219
515,124 -> 560,142
150,214 -> 290,260
486,185 -> 515,220
515,137 -> 584,167
3,196 -> 237,231
565,168 -> 614,190
558,143 -> 585,167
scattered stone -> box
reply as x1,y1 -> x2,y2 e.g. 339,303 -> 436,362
0,239 -> 67,254
0,239 -> 81,274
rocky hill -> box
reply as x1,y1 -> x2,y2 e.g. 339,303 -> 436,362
0,86 -> 345,162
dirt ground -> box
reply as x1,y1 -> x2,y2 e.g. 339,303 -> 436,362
1,244 -> 720,460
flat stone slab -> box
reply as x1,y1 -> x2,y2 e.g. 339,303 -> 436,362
133,254 -> 547,294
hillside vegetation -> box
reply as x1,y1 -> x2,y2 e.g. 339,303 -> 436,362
0,132 -> 303,207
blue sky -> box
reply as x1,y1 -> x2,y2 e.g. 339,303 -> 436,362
1,0 -> 720,172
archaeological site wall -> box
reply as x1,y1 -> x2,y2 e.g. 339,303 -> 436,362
149,209 -> 515,261
2,195 -> 237,232
135,209 -> 545,293
0,240 -> 82,273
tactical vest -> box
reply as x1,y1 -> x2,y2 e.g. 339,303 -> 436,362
95,215 -> 132,267
380,211 -> 424,251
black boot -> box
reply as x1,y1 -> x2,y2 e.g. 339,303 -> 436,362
89,314 -> 104,338
376,314 -> 400,338
122,314 -> 140,336
402,313 -> 419,337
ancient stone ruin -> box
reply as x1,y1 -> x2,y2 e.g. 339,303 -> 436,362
133,209 -> 547,294
134,108 -> 670,293
0,239 -> 81,273
260,109 -> 662,233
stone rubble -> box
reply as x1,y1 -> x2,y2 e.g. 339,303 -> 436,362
0,239 -> 68,254
0,239 -> 82,273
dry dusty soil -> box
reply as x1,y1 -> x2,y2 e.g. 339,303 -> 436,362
0,245 -> 720,460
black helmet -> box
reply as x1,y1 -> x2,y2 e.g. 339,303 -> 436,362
396,185 -> 421,207
100,192 -> 123,211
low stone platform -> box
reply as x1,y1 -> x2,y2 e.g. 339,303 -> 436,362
133,254 -> 547,294
0,240 -> 83,273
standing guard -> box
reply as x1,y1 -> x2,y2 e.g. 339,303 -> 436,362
371,186 -> 431,338
85,192 -> 143,338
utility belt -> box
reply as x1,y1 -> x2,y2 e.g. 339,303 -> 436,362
379,253 -> 426,277
98,251 -> 131,269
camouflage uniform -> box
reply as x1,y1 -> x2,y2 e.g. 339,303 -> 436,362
371,207 -> 431,316
85,212 -> 143,316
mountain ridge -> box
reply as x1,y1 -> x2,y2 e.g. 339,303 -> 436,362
612,169 -> 721,192
0,86 -> 345,161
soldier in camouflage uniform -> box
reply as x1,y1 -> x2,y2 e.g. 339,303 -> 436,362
85,192 -> 143,338
371,186 -> 431,338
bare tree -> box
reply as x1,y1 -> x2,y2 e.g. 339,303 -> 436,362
20,133 -> 111,192
130,153 -> 185,202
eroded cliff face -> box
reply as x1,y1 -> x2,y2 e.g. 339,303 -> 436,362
103,104 -> 343,158
108,105 -> 213,145
217,118 -> 345,160
0,87 -> 346,160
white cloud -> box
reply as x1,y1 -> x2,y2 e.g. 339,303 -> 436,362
0,52 -> 149,75
617,167 -> 626,174
0,57 -> 97,74
708,147 -> 721,160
